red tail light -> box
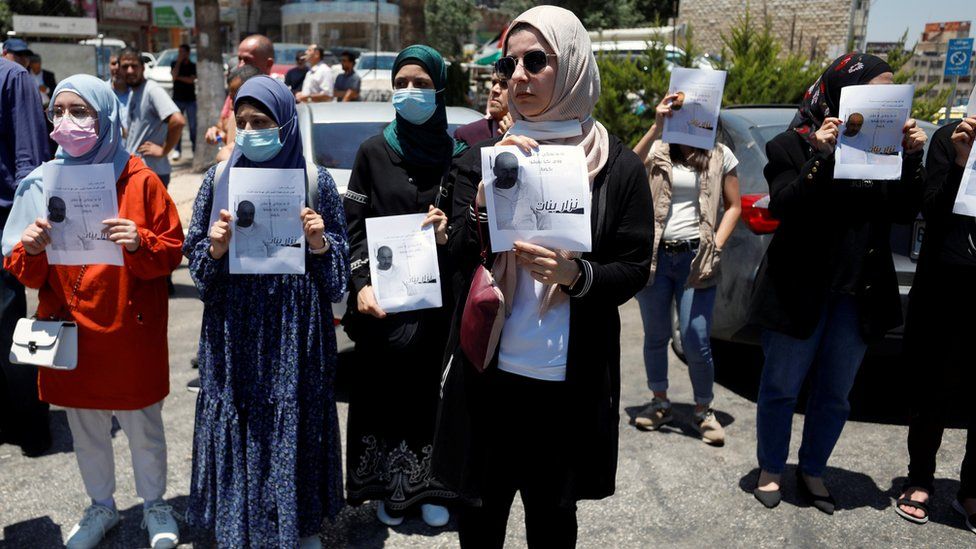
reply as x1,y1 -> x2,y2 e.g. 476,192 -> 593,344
740,194 -> 780,235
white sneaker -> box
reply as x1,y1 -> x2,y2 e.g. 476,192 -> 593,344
421,504 -> 450,527
142,502 -> 179,549
65,504 -> 119,549
169,150 -> 181,161
376,502 -> 403,526
300,534 -> 323,548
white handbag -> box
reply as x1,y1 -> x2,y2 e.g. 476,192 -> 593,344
10,319 -> 78,370
9,265 -> 85,371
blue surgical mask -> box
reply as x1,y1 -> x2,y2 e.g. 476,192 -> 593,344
392,88 -> 438,125
235,126 -> 282,162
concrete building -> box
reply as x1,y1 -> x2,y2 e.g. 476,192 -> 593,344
676,0 -> 869,61
281,0 -> 400,50
905,21 -> 974,105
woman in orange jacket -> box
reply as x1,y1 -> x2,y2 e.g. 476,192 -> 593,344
1,75 -> 184,549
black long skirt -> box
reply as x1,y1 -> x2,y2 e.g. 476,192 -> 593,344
345,317 -> 456,512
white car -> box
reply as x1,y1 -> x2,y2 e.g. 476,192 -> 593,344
354,52 -> 398,102
297,101 -> 483,317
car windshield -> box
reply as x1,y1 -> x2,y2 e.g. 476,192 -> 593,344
313,122 -> 462,169
357,55 -> 397,71
156,49 -> 197,66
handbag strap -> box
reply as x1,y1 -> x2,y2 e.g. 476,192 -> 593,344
55,265 -> 88,320
473,201 -> 488,264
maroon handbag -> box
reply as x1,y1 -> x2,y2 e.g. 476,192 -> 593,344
459,204 -> 505,372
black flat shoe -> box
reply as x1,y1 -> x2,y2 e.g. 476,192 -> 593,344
796,470 -> 836,515
952,498 -> 976,534
753,486 -> 781,509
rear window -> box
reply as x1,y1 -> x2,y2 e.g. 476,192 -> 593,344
312,122 -> 463,170
357,55 -> 397,71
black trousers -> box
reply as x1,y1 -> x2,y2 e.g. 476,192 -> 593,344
0,206 -> 49,453
904,261 -> 976,499
458,369 -> 577,549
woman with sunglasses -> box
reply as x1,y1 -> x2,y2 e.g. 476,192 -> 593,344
342,45 -> 464,529
2,75 -> 184,549
432,7 -> 653,547
750,53 -> 926,512
183,76 -> 349,548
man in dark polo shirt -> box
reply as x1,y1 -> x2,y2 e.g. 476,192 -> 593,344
332,51 -> 361,102
170,44 -> 197,160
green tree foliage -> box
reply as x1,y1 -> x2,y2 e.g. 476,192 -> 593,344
883,29 -> 950,122
551,0 -> 673,30
593,41 -> 671,146
715,11 -> 822,106
425,0 -> 476,60
0,0 -> 80,36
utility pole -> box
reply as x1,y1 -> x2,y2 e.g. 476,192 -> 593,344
193,0 -> 224,172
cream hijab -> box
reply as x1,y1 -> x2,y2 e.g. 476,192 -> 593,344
492,6 -> 610,315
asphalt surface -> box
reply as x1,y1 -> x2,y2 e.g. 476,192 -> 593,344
1,167 -> 973,548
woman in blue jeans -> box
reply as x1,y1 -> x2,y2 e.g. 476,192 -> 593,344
631,94 -> 741,445
749,53 -> 928,513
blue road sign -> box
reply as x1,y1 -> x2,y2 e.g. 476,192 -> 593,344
945,38 -> 974,78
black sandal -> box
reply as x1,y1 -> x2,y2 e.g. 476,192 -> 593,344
952,497 -> 976,534
894,493 -> 930,525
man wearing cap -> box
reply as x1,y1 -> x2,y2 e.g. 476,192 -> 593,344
0,38 -> 53,457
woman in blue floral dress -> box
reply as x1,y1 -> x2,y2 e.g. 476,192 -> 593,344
183,76 -> 349,548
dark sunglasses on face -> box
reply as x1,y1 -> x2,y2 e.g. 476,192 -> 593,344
495,50 -> 556,79
491,78 -> 508,90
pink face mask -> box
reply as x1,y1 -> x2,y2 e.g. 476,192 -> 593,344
50,117 -> 98,158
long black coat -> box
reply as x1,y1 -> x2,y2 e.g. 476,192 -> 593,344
431,134 -> 653,506
749,129 -> 925,341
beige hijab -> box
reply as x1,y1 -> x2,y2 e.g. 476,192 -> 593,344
492,5 -> 610,315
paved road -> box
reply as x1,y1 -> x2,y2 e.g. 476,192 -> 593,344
1,169 -> 973,548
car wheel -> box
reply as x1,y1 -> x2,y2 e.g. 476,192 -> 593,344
670,298 -> 685,361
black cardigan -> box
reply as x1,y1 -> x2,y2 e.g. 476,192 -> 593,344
431,134 -> 654,506
749,129 -> 925,341
915,121 -> 976,275
342,134 -> 454,346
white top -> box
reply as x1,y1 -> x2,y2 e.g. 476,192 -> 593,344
235,222 -> 274,258
662,143 -> 738,242
497,267 -> 570,382
838,131 -> 871,165
302,62 -> 336,97
375,265 -> 409,300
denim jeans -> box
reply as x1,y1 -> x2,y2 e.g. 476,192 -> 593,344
173,99 -> 197,153
756,295 -> 867,477
635,245 -> 717,406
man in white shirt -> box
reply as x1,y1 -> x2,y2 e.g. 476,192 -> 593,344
491,152 -> 550,231
296,44 -> 335,103
374,245 -> 410,300
838,112 -> 870,165
234,201 -> 275,258
47,196 -> 92,251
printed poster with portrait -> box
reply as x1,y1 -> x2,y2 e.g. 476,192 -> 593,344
482,145 -> 591,253
834,84 -> 914,180
365,213 -> 442,313
951,88 -> 976,216
228,167 -> 306,275
662,67 -> 727,150
42,162 -> 123,266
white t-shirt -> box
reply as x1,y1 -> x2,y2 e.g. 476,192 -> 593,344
497,267 -> 570,382
375,265 -> 409,300
493,183 -> 550,230
838,131 -> 871,165
302,62 -> 336,97
662,143 -> 738,242
235,222 -> 274,258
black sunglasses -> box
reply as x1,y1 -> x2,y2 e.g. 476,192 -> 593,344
495,50 -> 556,79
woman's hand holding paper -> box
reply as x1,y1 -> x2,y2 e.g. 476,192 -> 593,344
357,285 -> 387,319
209,210 -> 233,259
302,207 -> 327,251
901,119 -> 927,154
513,241 -> 581,287
812,117 -> 842,155
952,117 -> 976,167
421,205 -> 448,245
21,218 -> 52,256
103,218 -> 141,252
